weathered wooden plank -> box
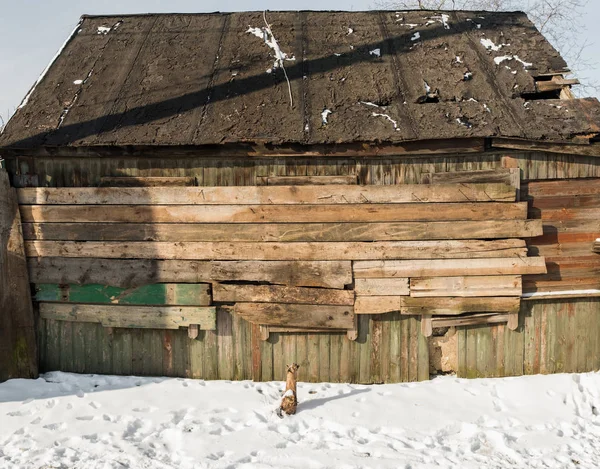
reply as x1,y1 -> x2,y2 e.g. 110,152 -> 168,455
526,178 -> 600,197
355,278 -> 409,296
399,297 -> 521,316
39,303 -> 216,330
529,242 -> 600,258
528,194 -> 600,210
99,176 -> 197,187
432,313 -> 509,328
22,219 -> 544,242
0,170 -> 38,381
28,258 -> 352,289
25,239 -> 528,261
529,232 -> 599,246
34,283 -> 211,305
427,169 -> 513,185
268,175 -> 358,185
16,182 -> 516,205
213,284 -> 354,305
409,276 -> 522,297
19,202 -> 528,223
355,296 -> 403,315
233,303 -> 354,329
353,257 -> 547,278
538,208 -> 600,222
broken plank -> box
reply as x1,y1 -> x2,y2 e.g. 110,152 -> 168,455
431,313 -> 509,328
213,284 -> 354,305
353,257 -> 547,278
354,278 -> 410,296
16,183 -> 516,205
399,297 -> 520,316
354,296 -> 403,315
39,303 -> 216,330
24,239 -> 528,261
21,219 -> 543,242
28,258 -> 352,289
409,276 -> 522,297
34,283 -> 211,306
233,303 -> 354,329
19,202 -> 528,223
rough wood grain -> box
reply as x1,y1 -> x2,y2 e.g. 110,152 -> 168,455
266,175 -> 358,185
399,297 -> 521,316
431,313 -> 510,328
425,169 -> 514,185
19,202 -> 528,223
213,284 -> 354,305
354,278 -> 410,296
17,183 -> 516,205
353,257 -> 547,278
99,177 -> 197,187
525,178 -> 600,197
21,219 -> 544,242
409,276 -> 522,297
28,258 -> 352,289
39,303 -> 217,330
354,296 -> 403,315
24,239 -> 528,261
233,303 -> 354,329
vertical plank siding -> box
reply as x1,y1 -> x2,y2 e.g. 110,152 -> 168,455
12,150 -> 600,382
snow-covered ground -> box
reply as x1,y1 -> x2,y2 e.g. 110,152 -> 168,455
2,371 -> 600,469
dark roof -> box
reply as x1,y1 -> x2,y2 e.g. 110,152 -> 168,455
1,10 -> 599,150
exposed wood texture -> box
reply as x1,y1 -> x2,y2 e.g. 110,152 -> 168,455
432,313 -> 510,328
35,283 -> 211,305
213,284 -> 354,305
593,241 -> 600,254
39,303 -> 217,330
492,138 -> 600,157
409,276 -> 522,297
423,169 -> 515,185
354,278 -> 410,296
17,183 -> 516,205
20,202 -> 528,223
353,257 -> 547,278
0,170 -> 38,382
21,219 -> 543,242
28,258 -> 353,289
265,175 -> 358,185
25,239 -> 528,261
354,296 -> 403,315
399,297 -> 520,316
99,176 -> 197,187
233,303 -> 354,329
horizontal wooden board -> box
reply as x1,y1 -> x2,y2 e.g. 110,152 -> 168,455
399,297 -> 520,316
233,303 -> 354,329
354,296 -> 403,314
25,240 -> 528,261
34,283 -> 211,306
39,303 -> 216,330
354,278 -> 410,296
21,219 -> 544,242
267,326 -> 346,333
529,232 -> 599,245
425,169 -> 514,185
28,258 -> 352,289
213,284 -> 354,305
409,276 -> 522,297
529,242 -> 600,258
540,220 -> 600,234
266,175 -> 358,185
431,313 -> 509,328
19,202 -> 528,224
537,208 -> 600,222
353,257 -> 547,278
528,194 -> 600,210
526,179 -> 600,198
99,177 -> 197,187
16,183 -> 515,205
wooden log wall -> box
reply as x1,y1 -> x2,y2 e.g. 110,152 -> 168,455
4,149 -> 600,382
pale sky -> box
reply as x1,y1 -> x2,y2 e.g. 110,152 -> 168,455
1,0 -> 598,124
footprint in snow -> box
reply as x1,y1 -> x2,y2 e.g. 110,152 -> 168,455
76,415 -> 95,421
43,422 -> 67,431
30,416 -> 42,425
89,401 -> 101,409
46,399 -> 56,408
356,397 -> 367,403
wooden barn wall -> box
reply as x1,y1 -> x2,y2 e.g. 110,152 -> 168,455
6,150 -> 600,382
457,298 -> 600,378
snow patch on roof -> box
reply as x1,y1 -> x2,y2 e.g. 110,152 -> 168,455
321,109 -> 332,124
247,25 -> 296,72
480,38 -> 508,51
369,48 -> 381,57
494,55 -> 533,68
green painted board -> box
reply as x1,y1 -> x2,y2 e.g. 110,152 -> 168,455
34,283 -> 211,306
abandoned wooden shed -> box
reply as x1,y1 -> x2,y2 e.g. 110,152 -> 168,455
1,10 -> 599,383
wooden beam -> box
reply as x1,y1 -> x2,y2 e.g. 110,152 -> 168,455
266,175 -> 358,185
354,296 -> 403,314
535,78 -> 579,93
34,283 -> 212,306
213,284 -> 354,305
17,182 -> 516,205
21,219 -> 543,242
28,258 -> 352,289
431,313 -> 509,328
398,297 -> 520,316
525,178 -> 600,198
492,138 -> 600,157
233,303 -> 354,329
99,177 -> 197,187
0,170 -> 37,381
423,169 -> 514,185
19,202 -> 528,223
353,257 -> 547,278
39,303 -> 217,330
409,276 -> 522,297
24,239 -> 528,261
421,315 -> 433,337
354,278 -> 410,296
